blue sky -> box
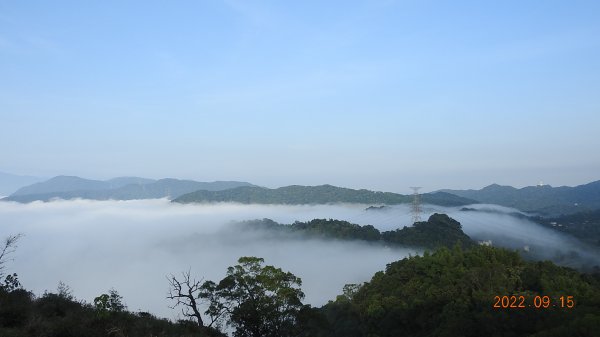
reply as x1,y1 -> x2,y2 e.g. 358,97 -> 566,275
1,0 -> 599,192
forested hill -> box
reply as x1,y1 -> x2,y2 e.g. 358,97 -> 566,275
441,180 -> 600,216
237,213 -> 475,249
173,185 -> 475,206
318,245 -> 600,337
532,209 -> 600,246
381,213 -> 475,249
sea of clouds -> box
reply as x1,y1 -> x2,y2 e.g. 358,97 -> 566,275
1,199 -> 597,319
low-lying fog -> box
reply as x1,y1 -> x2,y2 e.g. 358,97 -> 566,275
0,200 -> 414,319
0,199 -> 597,320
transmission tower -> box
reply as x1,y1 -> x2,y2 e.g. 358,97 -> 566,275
410,187 -> 422,223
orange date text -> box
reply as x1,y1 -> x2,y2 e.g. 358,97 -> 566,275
493,295 -> 574,309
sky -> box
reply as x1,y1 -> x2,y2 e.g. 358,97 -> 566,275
1,0 -> 599,192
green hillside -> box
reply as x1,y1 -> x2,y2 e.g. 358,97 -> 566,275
317,245 -> 600,337
382,213 -> 474,249
441,180 -> 600,216
173,185 -> 475,207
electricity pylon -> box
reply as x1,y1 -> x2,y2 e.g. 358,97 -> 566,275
410,187 -> 422,223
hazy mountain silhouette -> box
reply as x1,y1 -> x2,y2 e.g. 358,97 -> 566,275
3,176 -> 256,202
0,171 -> 44,196
10,175 -> 153,196
441,180 -> 600,216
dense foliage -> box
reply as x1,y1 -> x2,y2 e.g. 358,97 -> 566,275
318,245 -> 600,337
239,214 -> 474,249
382,213 -> 474,249
173,185 -> 475,206
290,219 -> 381,241
0,283 -> 224,337
199,257 -> 307,337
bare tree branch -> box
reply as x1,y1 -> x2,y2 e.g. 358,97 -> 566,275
0,233 -> 23,279
166,269 -> 205,328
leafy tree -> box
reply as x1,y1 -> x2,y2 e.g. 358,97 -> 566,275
57,281 -> 74,301
94,288 -> 126,317
205,257 -> 305,337
169,257 -> 306,337
2,273 -> 21,293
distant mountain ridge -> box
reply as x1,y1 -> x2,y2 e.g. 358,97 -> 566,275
3,176 -> 256,202
11,176 -> 155,196
173,184 -> 476,206
441,180 -> 600,216
0,171 -> 44,196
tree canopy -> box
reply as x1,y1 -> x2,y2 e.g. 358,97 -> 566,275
318,245 -> 600,337
239,214 -> 475,249
180,257 -> 307,337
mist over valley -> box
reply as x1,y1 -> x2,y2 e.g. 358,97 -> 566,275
1,197 -> 598,322
2,1 -> 600,334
